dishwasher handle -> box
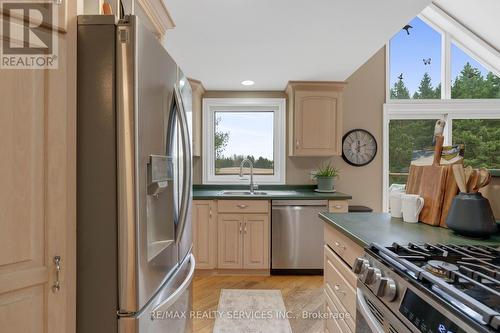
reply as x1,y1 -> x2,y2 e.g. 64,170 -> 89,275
272,200 -> 328,207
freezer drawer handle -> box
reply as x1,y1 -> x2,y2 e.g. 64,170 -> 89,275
150,254 -> 196,320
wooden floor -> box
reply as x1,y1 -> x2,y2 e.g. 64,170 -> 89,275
193,274 -> 324,333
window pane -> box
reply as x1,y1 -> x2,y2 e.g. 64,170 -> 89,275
389,119 -> 437,185
389,17 -> 441,99
452,119 -> 500,168
451,44 -> 500,99
214,112 -> 274,175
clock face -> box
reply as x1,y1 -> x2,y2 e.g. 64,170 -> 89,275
342,129 -> 377,166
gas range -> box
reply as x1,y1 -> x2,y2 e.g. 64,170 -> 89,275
354,242 -> 500,333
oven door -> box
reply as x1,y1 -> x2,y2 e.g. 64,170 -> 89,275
355,284 -> 411,333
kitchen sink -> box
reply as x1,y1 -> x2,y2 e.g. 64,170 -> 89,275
218,190 -> 297,196
219,190 -> 268,196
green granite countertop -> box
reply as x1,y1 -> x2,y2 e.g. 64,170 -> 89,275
193,185 -> 352,200
320,212 -> 500,247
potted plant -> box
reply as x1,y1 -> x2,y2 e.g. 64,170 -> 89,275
314,163 -> 339,192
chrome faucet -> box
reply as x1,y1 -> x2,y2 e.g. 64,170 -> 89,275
239,159 -> 258,194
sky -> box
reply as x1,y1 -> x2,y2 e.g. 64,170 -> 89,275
390,17 -> 492,96
215,112 -> 274,159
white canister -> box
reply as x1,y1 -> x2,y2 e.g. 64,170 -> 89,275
401,194 -> 424,223
390,191 -> 403,218
388,184 -> 406,218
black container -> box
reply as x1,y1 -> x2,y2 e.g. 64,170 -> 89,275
445,192 -> 497,238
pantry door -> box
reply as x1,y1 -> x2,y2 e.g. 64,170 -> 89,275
0,10 -> 75,333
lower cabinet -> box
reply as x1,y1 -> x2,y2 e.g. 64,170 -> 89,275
324,223 -> 363,332
217,214 -> 244,269
243,215 -> 270,269
192,200 -> 217,269
192,199 -> 270,271
218,213 -> 270,269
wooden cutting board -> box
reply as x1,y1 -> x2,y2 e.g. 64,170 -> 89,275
439,162 -> 462,227
406,136 -> 448,226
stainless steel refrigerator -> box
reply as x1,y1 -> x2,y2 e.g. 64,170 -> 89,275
77,15 -> 194,333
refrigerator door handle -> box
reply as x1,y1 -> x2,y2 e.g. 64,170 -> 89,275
174,85 -> 192,245
150,254 -> 195,319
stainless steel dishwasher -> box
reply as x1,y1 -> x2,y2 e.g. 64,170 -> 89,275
271,200 -> 327,274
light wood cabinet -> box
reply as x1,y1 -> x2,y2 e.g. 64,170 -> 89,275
243,215 -> 270,269
192,200 -> 271,271
0,14 -> 75,333
323,223 -> 363,332
328,200 -> 349,213
218,199 -> 269,214
192,200 -> 217,269
286,81 -> 345,156
217,200 -> 270,270
217,214 -> 244,269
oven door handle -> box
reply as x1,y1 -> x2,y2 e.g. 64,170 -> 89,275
356,288 -> 385,333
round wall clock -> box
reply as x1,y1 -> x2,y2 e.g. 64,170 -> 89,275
342,129 -> 377,167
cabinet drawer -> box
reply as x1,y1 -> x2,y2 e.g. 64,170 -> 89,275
324,245 -> 357,288
324,245 -> 356,321
328,200 -> 348,213
324,224 -> 363,268
325,289 -> 353,333
217,200 -> 269,213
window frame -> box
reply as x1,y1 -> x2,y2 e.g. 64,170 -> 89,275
383,5 -> 500,211
386,8 -> 500,103
382,100 -> 500,211
202,97 -> 286,185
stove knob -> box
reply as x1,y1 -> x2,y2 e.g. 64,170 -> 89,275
352,257 -> 369,274
363,267 -> 381,285
374,277 -> 397,302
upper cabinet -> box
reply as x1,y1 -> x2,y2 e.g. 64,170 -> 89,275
188,79 -> 205,157
286,81 -> 346,156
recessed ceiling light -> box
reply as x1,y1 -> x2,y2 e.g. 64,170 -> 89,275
241,80 -> 255,86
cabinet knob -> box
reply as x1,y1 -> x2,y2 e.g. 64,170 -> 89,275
237,204 -> 248,209
239,222 -> 242,233
296,140 -> 300,148
333,284 -> 346,297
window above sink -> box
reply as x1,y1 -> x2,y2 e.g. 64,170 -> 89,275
202,98 -> 286,184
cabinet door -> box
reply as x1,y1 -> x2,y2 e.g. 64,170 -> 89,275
0,32 -> 72,333
192,201 -> 216,269
243,215 -> 269,269
294,90 -> 341,156
217,214 -> 243,269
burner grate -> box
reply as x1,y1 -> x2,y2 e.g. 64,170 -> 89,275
371,242 -> 500,331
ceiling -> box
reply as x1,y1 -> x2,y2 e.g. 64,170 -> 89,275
163,0 -> 431,90
434,0 -> 500,52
